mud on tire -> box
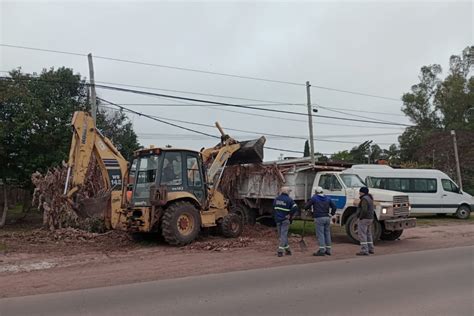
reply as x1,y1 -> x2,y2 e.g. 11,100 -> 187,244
220,213 -> 243,238
161,201 -> 201,245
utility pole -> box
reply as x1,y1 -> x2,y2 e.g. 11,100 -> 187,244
432,149 -> 435,168
306,81 -> 315,165
450,130 -> 463,190
87,53 -> 97,125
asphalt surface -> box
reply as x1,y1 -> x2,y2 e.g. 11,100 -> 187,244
1,246 -> 473,316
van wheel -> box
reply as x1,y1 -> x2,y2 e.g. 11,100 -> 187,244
455,205 -> 471,220
380,228 -> 403,241
345,213 -> 382,244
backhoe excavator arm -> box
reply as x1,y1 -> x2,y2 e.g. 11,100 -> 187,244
64,111 -> 128,228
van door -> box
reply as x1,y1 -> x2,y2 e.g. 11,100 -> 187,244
317,173 -> 347,209
441,179 -> 461,214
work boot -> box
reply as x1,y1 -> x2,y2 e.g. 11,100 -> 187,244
369,249 -> 375,255
277,252 -> 283,257
285,249 -> 292,256
313,250 -> 326,256
325,250 -> 332,256
356,252 -> 369,256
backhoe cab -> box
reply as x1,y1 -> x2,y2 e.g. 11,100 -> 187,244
122,123 -> 266,245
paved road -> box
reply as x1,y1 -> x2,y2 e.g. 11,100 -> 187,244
1,246 -> 473,316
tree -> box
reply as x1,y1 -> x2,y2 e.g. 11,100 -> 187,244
303,140 -> 310,157
399,46 -> 474,193
331,150 -> 353,162
0,67 -> 141,224
96,107 -> 141,160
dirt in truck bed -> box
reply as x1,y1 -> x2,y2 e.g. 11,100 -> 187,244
0,218 -> 473,298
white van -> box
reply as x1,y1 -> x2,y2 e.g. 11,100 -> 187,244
343,165 -> 473,219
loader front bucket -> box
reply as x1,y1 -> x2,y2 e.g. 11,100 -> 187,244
228,136 -> 266,165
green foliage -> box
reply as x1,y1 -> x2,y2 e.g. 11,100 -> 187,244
303,140 -> 310,157
0,68 -> 88,186
398,46 -> 474,194
96,107 -> 141,160
0,67 -> 140,187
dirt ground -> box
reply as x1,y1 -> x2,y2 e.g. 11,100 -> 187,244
0,216 -> 473,298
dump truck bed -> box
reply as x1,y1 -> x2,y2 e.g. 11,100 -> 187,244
236,158 -> 349,202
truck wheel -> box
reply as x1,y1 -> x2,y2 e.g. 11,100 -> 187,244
455,205 -> 471,220
220,213 -> 243,238
380,229 -> 403,241
345,213 -> 382,244
231,205 -> 256,225
161,201 -> 201,245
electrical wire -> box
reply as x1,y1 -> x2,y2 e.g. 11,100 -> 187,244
93,83 -> 413,127
1,43 -> 402,101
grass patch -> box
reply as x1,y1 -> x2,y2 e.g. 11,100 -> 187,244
289,220 -> 345,236
413,214 -> 474,226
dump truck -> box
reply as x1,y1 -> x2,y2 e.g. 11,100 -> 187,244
64,111 -> 266,245
231,157 -> 416,243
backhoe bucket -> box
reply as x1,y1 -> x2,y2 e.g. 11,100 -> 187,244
228,136 -> 266,165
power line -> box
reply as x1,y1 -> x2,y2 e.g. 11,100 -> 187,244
0,74 -> 410,128
97,99 -> 305,154
94,83 -> 413,127
1,43 -> 402,101
97,100 -> 395,146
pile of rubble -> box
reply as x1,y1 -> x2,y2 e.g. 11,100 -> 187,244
31,156 -> 108,232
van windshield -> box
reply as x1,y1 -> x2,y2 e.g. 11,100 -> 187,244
340,174 -> 366,188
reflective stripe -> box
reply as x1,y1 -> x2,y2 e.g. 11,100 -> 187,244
319,246 -> 326,249
367,242 -> 374,244
291,203 -> 298,209
326,246 -> 332,248
275,207 -> 291,212
360,242 -> 368,245
279,246 -> 290,250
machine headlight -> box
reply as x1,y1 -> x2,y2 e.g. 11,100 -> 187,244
408,205 -> 412,211
382,208 -> 387,214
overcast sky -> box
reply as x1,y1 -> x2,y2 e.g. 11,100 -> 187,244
1,0 -> 472,160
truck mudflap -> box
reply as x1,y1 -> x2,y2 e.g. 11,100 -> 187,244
384,218 -> 417,231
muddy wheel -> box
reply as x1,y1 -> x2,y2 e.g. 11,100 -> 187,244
161,201 -> 201,245
455,205 -> 470,220
231,204 -> 256,225
380,228 -> 403,241
220,213 -> 243,238
345,213 -> 382,244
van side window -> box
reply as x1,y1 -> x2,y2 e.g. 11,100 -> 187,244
442,179 -> 459,193
370,177 -> 436,193
413,179 -> 437,193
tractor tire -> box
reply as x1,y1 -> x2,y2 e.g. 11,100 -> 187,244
380,228 -> 403,241
231,204 -> 257,225
220,213 -> 243,238
161,201 -> 201,245
455,205 -> 471,220
345,213 -> 382,244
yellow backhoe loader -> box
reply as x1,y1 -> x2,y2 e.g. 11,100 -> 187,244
64,111 -> 266,245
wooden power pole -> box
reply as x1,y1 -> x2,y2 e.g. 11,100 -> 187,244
88,53 -> 97,125
450,130 -> 463,190
306,81 -> 315,165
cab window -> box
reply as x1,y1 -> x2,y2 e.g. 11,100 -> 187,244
442,179 -> 459,193
160,152 -> 183,186
318,174 -> 342,191
186,156 -> 202,187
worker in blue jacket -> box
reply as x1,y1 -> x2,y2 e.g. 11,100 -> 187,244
273,186 -> 299,257
305,186 -> 337,256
